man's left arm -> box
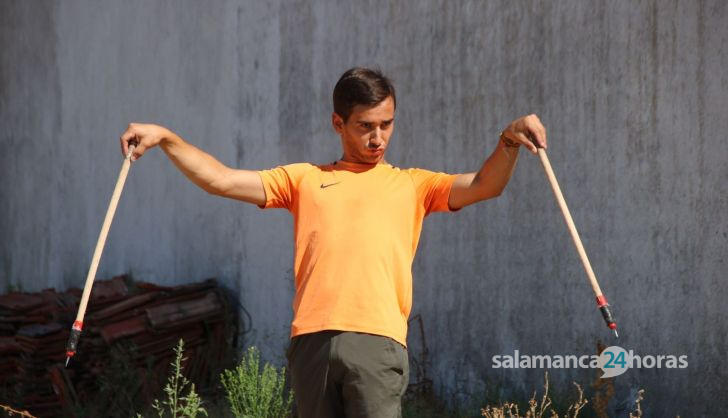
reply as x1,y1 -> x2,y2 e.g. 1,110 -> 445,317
448,114 -> 547,210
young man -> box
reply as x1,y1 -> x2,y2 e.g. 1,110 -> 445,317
120,67 -> 547,418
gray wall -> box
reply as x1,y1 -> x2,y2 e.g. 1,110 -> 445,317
1,1 -> 726,416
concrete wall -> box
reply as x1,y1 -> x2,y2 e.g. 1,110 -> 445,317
1,1 -> 726,416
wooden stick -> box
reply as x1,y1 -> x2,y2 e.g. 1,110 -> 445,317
537,148 -> 602,296
66,146 -> 135,364
536,148 -> 617,335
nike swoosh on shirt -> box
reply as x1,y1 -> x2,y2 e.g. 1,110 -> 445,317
320,182 -> 341,189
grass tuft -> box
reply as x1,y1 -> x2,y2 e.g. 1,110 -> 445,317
220,346 -> 293,418
481,372 -> 587,418
137,339 -> 207,418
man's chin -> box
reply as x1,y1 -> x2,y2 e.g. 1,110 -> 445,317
344,152 -> 386,165
364,150 -> 386,163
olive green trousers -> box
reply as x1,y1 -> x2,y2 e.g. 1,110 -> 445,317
286,330 -> 410,418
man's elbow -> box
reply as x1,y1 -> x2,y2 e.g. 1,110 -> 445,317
489,185 -> 507,199
450,188 -> 500,209
471,176 -> 508,202
204,177 -> 230,197
486,190 -> 503,200
205,169 -> 237,197
479,184 -> 506,201
206,186 -> 225,197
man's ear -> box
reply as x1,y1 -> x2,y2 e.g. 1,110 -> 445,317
332,112 -> 344,134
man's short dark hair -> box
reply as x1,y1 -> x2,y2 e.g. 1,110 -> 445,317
333,67 -> 396,122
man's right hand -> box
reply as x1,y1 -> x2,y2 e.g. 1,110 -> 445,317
120,122 -> 171,161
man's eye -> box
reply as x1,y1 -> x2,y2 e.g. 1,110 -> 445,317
361,123 -> 372,130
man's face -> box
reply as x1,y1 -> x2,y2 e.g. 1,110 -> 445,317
332,96 -> 395,165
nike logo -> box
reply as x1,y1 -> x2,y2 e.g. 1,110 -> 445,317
320,182 -> 341,189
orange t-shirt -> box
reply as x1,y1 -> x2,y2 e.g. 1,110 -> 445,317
258,160 -> 457,347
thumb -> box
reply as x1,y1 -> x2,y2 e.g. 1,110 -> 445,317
130,142 -> 147,161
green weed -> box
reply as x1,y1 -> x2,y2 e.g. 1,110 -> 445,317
138,339 -> 207,418
220,346 -> 293,418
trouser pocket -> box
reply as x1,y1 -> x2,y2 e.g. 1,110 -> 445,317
387,339 -> 410,396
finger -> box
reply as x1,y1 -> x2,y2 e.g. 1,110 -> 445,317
120,129 -> 138,156
525,116 -> 546,149
535,123 -> 547,149
126,143 -> 137,159
514,131 -> 538,154
527,127 -> 545,149
131,143 -> 147,161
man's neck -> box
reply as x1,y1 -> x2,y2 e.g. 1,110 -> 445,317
339,157 -> 388,166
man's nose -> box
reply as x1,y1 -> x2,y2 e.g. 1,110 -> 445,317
369,127 -> 383,147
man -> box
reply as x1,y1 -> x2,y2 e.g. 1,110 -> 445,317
120,67 -> 547,418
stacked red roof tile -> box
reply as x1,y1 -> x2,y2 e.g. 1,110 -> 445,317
0,276 -> 237,417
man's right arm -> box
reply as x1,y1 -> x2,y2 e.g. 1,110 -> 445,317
120,123 -> 266,205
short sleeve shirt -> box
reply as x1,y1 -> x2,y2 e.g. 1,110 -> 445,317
258,160 -> 457,347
